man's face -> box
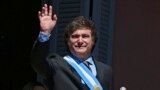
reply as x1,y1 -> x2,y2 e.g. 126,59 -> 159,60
68,28 -> 95,59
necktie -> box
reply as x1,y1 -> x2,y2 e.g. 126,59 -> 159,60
83,61 -> 91,70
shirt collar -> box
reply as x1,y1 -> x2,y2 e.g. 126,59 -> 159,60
69,53 -> 93,65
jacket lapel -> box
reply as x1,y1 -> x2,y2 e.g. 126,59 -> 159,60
94,60 -> 104,83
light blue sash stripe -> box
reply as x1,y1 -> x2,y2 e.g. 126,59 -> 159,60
65,59 -> 94,90
79,62 -> 103,89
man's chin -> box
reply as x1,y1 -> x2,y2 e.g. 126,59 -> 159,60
74,50 -> 86,54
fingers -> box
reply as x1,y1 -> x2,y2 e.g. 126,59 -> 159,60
53,14 -> 57,21
38,11 -> 42,20
39,4 -> 53,17
44,4 -> 48,15
41,4 -> 48,16
49,5 -> 52,16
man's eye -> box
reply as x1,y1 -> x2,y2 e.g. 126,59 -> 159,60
82,35 -> 89,38
71,35 -> 79,38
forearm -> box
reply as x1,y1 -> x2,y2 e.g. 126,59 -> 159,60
30,40 -> 51,78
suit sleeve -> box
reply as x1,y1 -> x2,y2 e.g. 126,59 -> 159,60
104,65 -> 113,90
30,40 -> 51,78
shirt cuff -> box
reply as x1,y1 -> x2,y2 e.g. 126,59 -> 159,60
38,31 -> 51,42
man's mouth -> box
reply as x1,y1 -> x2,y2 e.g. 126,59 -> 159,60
75,45 -> 85,48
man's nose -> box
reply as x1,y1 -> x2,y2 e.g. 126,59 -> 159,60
77,41 -> 83,46
77,37 -> 83,45
77,36 -> 83,42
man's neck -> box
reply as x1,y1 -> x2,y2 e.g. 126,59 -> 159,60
70,53 -> 91,61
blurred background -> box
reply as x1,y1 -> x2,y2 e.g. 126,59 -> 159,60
0,0 -> 160,90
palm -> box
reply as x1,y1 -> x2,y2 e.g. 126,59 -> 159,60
40,15 -> 56,33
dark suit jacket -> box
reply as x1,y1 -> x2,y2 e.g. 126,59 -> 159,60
31,40 -> 112,90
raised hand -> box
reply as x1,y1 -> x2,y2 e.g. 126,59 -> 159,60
38,4 -> 57,35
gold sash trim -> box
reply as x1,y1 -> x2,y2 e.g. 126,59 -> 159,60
94,85 -> 100,90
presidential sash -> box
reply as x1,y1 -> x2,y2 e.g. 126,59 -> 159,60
63,55 -> 103,90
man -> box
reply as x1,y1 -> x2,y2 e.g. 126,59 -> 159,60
31,4 -> 112,90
